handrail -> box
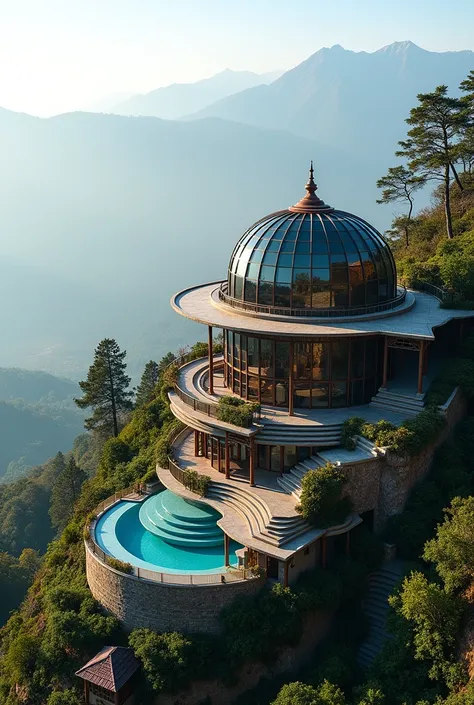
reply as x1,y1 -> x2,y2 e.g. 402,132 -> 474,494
218,283 -> 407,319
172,357 -> 258,428
406,280 -> 453,303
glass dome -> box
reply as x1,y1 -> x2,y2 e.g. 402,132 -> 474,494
226,166 -> 397,313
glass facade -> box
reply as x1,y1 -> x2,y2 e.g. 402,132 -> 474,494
224,331 -> 381,408
227,211 -> 397,310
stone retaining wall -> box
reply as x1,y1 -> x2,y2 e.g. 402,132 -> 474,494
342,387 -> 467,531
86,543 -> 263,634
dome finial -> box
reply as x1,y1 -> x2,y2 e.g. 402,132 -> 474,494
289,161 -> 332,213
306,160 -> 317,195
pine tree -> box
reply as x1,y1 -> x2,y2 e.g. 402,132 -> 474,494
376,165 -> 426,247
135,360 -> 160,408
396,85 -> 468,239
75,338 -> 133,437
49,457 -> 87,533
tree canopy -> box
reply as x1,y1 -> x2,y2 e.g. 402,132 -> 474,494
75,338 -> 133,437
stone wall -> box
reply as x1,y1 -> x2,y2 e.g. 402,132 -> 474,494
342,388 -> 467,532
86,544 -> 263,634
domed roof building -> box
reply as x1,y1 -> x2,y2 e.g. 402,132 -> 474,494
86,165 -> 474,636
227,165 -> 398,313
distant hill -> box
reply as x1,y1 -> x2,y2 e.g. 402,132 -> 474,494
0,369 -> 84,481
0,108 -> 370,379
187,42 -> 474,159
112,69 -> 282,119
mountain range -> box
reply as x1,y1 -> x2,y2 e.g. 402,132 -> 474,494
186,42 -> 474,158
0,41 -> 473,380
112,69 -> 282,119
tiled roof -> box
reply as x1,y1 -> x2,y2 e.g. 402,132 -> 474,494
75,646 -> 139,692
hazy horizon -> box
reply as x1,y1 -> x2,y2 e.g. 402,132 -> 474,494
2,0 -> 474,117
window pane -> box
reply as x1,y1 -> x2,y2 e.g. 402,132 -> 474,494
258,281 -> 273,305
312,343 -> 329,380
351,339 -> 365,378
260,379 -> 274,404
234,275 -> 243,299
294,381 -> 311,409
260,339 -> 274,377
275,380 -> 289,406
244,279 -> 257,302
248,338 -> 259,375
275,342 -> 290,378
294,342 -> 311,379
284,446 -> 297,471
311,383 -> 329,408
331,341 -> 349,378
331,381 -> 347,407
292,269 -> 311,308
248,376 -> 259,400
270,446 -> 281,472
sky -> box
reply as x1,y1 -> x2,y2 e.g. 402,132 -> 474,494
1,0 -> 474,117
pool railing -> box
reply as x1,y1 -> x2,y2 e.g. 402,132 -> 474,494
86,488 -> 257,586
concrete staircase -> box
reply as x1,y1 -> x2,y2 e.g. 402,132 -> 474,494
276,454 -> 327,501
207,481 -> 310,547
257,422 -> 342,447
370,388 -> 425,418
355,435 -> 379,457
357,561 -> 405,669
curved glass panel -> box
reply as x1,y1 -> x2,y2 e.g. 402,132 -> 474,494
227,209 -> 397,311
223,332 -> 382,409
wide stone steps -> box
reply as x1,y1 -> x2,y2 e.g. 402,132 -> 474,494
207,481 -> 310,547
357,561 -> 405,669
355,436 -> 378,456
257,423 -> 341,446
276,454 -> 327,500
369,389 -> 424,418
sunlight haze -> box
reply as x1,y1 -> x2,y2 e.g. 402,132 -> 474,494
1,0 -> 474,116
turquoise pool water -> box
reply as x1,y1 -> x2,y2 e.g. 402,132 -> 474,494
95,490 -> 242,574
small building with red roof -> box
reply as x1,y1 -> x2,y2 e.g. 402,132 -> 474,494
75,646 -> 139,705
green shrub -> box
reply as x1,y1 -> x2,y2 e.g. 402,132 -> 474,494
182,469 -> 211,496
297,464 -> 352,528
47,690 -> 82,705
141,468 -> 158,484
294,569 -> 342,611
129,629 -> 193,693
106,557 -> 134,574
216,396 -> 260,427
341,417 -> 365,450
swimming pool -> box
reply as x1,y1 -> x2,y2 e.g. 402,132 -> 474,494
94,490 -> 242,574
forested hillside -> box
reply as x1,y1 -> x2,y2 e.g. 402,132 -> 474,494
0,368 -> 84,482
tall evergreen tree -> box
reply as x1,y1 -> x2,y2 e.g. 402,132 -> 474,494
75,338 -> 133,437
135,360 -> 160,408
396,85 -> 467,239
376,165 -> 426,247
49,457 -> 87,533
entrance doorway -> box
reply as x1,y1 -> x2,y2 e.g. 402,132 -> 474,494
266,556 -> 279,580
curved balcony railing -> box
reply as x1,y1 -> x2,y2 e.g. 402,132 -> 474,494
218,283 -> 407,319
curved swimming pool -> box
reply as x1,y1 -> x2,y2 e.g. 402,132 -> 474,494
95,490 -> 242,574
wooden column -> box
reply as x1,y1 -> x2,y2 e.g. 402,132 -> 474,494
345,531 -> 351,557
283,561 -> 289,588
382,336 -> 388,388
249,436 -> 255,486
417,340 -> 425,395
217,439 -> 222,473
204,433 -> 208,459
84,681 -> 89,704
320,535 -> 327,569
224,533 -> 230,567
208,325 -> 214,395
225,432 -> 230,479
194,430 -> 199,457
289,341 -> 294,416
